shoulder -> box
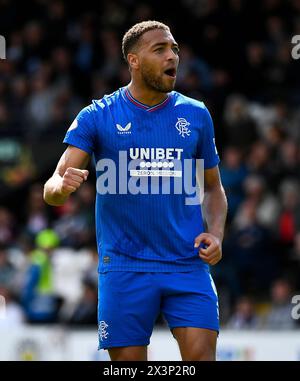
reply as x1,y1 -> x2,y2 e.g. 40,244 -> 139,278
92,88 -> 123,109
172,91 -> 212,127
173,91 -> 207,113
79,88 -> 123,118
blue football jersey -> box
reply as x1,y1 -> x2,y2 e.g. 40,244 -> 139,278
63,87 -> 220,272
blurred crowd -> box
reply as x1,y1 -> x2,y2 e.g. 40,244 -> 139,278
0,0 -> 300,329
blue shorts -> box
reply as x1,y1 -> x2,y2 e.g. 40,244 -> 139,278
97,268 -> 219,350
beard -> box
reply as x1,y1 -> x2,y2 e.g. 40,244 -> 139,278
140,65 -> 175,93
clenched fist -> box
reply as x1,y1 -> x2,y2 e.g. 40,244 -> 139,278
59,167 -> 89,196
194,233 -> 222,266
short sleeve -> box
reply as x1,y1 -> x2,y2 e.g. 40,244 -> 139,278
197,105 -> 220,169
63,104 -> 96,155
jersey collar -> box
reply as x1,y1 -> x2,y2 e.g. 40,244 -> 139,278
122,87 -> 172,112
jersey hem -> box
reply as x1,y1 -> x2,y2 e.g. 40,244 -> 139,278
98,263 -> 208,273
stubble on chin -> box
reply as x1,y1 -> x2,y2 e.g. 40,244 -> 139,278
141,67 -> 175,93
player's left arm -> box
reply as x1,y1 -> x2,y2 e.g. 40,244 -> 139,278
194,166 -> 228,265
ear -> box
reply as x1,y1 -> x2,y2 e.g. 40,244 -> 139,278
127,53 -> 139,70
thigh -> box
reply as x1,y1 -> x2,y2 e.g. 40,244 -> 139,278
172,327 -> 217,361
161,268 -> 219,359
98,272 -> 160,351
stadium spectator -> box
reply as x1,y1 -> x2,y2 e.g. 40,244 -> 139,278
20,229 -> 63,323
219,146 -> 248,221
238,175 -> 279,230
67,278 -> 98,326
223,95 -> 258,151
53,195 -> 94,249
263,278 -> 297,330
0,207 -> 16,245
24,183 -> 50,239
0,243 -> 18,287
226,296 -> 259,330
226,199 -> 278,295
0,285 -> 25,328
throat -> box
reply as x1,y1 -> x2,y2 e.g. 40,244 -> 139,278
127,84 -> 168,107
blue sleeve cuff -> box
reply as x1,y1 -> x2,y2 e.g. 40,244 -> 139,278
204,157 -> 220,170
63,136 -> 93,155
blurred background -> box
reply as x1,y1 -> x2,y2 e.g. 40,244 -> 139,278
0,0 -> 300,360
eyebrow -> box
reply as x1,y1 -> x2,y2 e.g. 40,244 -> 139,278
151,42 -> 179,49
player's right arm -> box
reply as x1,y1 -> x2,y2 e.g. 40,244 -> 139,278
43,145 -> 90,206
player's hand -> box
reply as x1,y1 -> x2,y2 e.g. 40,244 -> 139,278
59,167 -> 89,196
194,233 -> 222,265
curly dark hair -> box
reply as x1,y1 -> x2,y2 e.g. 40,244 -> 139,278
122,20 -> 170,63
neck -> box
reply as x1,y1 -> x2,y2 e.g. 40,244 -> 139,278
127,80 -> 168,107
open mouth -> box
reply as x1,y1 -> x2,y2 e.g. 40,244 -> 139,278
164,68 -> 177,78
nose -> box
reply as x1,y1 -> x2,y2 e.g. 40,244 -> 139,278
166,48 -> 177,61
